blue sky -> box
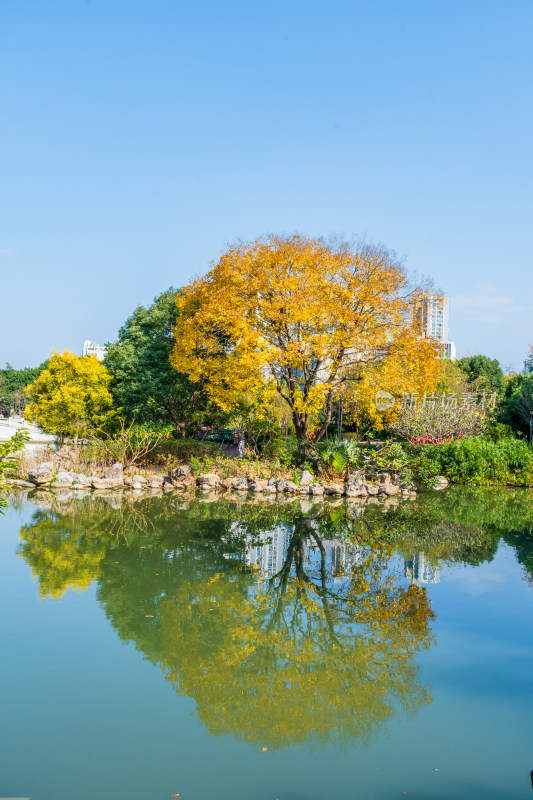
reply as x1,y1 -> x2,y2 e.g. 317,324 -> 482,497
1,0 -> 531,370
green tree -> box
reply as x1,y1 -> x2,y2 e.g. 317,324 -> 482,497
524,345 -> 533,375
0,362 -> 47,413
24,350 -> 116,439
105,288 -> 207,437
500,373 -> 533,436
457,354 -> 506,399
0,430 -> 28,512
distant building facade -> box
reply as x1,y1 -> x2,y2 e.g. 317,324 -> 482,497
245,524 -> 296,578
82,340 -> 107,361
404,552 -> 441,585
416,294 -> 456,360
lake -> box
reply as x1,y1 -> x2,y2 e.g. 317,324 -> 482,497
1,487 -> 533,799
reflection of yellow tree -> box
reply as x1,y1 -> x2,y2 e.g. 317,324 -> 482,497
17,497 -> 155,598
18,511 -> 106,598
18,498 -> 437,750
159,521 -> 435,749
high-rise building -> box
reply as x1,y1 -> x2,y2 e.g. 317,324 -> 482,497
417,294 -> 449,341
416,294 -> 456,360
404,552 -> 441,585
82,340 -> 107,361
245,524 -> 295,578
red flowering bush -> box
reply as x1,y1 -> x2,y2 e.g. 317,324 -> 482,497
391,404 -> 487,445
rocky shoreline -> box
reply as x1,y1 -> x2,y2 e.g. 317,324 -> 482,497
8,460 -> 419,499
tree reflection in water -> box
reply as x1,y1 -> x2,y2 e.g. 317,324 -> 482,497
16,493 -> 441,749
155,518 -> 436,749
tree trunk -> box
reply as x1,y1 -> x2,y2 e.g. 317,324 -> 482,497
292,410 -> 308,443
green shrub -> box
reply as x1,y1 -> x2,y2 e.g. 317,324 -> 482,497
314,438 -> 365,479
149,437 -> 221,466
408,438 -> 533,487
0,430 -> 29,511
484,422 -> 518,442
373,442 -> 415,484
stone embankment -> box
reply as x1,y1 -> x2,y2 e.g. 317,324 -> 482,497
8,462 -> 418,499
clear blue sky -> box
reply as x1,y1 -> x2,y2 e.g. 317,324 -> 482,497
1,0 -> 531,371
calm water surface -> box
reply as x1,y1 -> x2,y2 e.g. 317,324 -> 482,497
1,488 -> 533,800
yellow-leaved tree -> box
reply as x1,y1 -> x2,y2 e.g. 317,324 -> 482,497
25,350 -> 116,439
343,334 -> 443,432
172,235 -> 441,442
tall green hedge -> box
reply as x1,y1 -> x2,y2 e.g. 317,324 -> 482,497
410,438 -> 533,487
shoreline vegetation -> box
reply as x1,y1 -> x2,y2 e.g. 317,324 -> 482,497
5,440 -> 419,500
5,431 -> 533,500
2,236 -> 533,508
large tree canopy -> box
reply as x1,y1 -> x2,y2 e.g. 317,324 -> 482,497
105,288 -> 206,436
457,354 -> 506,399
172,235 -> 440,441
24,350 -> 115,438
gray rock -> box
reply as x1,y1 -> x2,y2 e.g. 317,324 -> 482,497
148,475 -> 164,488
309,484 -> 324,495
231,476 -> 249,491
249,479 -> 268,492
54,470 -> 76,487
344,485 -> 363,497
197,473 -> 220,489
74,474 -> 93,486
91,477 -> 124,490
300,470 -> 314,486
6,479 -> 34,487
365,484 -> 379,496
131,474 -> 147,484
170,465 -> 192,479
103,462 -> 123,481
172,475 -> 195,488
28,462 -> 55,485
325,483 -> 343,495
284,481 -> 300,493
382,484 -> 400,496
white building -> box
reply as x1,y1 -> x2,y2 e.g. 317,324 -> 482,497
245,524 -> 295,578
404,552 -> 441,585
443,340 -> 457,360
82,340 -> 107,361
416,294 -> 456,360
